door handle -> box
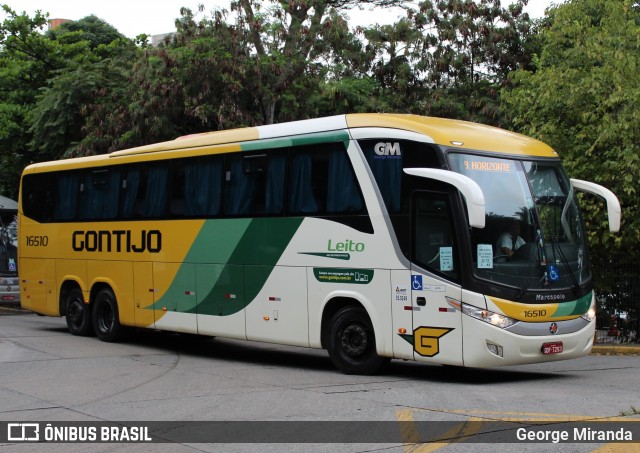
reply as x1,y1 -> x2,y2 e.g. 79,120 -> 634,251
416,297 -> 426,306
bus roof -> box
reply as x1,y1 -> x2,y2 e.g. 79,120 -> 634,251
24,114 -> 557,172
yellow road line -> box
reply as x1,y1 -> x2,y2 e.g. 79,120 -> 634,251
395,408 -> 639,452
396,409 -> 485,452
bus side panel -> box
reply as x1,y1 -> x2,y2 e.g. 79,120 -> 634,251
56,258 -> 88,309
20,258 -> 56,316
245,265 -> 309,347
132,261 -> 155,328
153,262 -> 197,334
87,260 -> 135,327
391,269 -> 414,360
196,264 -> 246,339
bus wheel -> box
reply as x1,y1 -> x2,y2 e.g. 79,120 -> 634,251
327,306 -> 389,375
65,288 -> 93,336
92,288 -> 125,342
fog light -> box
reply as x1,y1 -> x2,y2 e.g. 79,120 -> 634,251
486,342 -> 504,358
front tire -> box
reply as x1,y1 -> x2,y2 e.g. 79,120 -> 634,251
327,306 -> 389,375
65,287 -> 93,336
92,288 -> 126,342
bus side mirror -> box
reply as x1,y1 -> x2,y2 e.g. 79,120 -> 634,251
570,179 -> 621,233
404,168 -> 486,228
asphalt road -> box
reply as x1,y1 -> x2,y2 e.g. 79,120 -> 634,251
0,307 -> 638,452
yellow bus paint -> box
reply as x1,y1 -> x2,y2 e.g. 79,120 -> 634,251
346,113 -> 558,157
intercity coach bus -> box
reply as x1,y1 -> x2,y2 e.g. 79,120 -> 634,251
1,195 -> 19,302
18,114 -> 621,374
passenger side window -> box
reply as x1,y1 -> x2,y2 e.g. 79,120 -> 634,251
412,192 -> 458,280
287,143 -> 363,215
224,151 -> 286,216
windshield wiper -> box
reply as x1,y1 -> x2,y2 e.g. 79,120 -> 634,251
549,235 -> 580,295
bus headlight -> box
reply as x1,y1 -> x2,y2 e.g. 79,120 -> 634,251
580,298 -> 596,322
459,303 -> 518,329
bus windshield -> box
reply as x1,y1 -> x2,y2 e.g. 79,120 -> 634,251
448,153 -> 590,292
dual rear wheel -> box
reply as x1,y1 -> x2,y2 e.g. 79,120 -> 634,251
65,287 -> 125,342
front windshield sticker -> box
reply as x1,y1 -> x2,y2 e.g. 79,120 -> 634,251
477,244 -> 493,269
463,159 -> 512,172
440,247 -> 453,271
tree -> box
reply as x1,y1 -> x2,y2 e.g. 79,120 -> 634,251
29,38 -> 139,159
501,0 -> 640,259
46,14 -> 126,48
352,0 -> 536,124
77,0 -> 406,152
0,5 -> 86,196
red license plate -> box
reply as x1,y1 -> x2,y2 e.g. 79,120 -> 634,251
542,342 -> 563,354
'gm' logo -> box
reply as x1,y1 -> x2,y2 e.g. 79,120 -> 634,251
374,142 -> 402,157
413,326 -> 453,357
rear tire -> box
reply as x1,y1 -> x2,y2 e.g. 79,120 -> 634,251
327,306 -> 389,375
65,287 -> 93,336
92,288 -> 126,342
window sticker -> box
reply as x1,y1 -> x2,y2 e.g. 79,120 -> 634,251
477,244 -> 493,269
440,247 -> 453,271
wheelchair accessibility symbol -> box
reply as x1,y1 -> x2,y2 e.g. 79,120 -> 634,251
548,264 -> 560,282
412,275 -> 423,291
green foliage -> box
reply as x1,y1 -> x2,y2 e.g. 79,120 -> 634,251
46,15 -> 125,48
502,0 -> 640,262
357,0 -> 536,124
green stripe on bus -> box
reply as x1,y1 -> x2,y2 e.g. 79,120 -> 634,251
552,292 -> 592,318
240,131 -> 350,152
152,217 -> 303,316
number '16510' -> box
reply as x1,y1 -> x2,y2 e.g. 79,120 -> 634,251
25,235 -> 49,247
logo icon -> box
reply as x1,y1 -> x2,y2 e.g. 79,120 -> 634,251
549,322 -> 558,335
411,275 -> 423,291
374,142 -> 402,157
7,423 -> 40,441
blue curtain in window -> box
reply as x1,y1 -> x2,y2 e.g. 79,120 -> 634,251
54,173 -> 78,220
79,171 -> 120,219
121,169 -> 140,218
364,148 -> 402,213
184,159 -> 222,216
142,166 -> 169,217
327,149 -> 362,212
288,153 -> 318,213
225,158 -> 254,215
266,154 -> 285,214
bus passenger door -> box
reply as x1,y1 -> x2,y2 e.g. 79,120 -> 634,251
409,191 -> 463,366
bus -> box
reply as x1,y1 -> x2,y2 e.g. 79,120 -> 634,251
1,195 -> 19,303
18,114 -> 621,374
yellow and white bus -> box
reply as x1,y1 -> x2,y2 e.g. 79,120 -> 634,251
19,114 -> 621,374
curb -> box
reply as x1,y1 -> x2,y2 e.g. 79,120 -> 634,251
591,344 -> 640,356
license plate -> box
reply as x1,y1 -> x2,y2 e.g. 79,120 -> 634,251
542,342 -> 563,354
